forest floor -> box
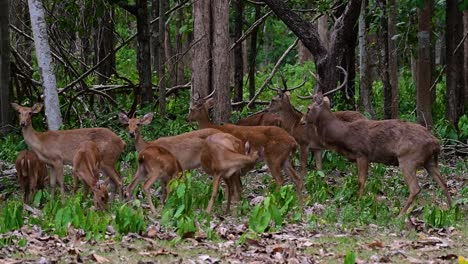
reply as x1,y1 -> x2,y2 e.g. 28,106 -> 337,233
0,156 -> 467,264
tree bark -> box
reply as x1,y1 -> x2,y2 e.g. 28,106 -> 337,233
233,0 -> 244,103
318,15 -> 330,51
151,0 -> 159,76
28,0 -> 62,130
136,0 -> 152,105
212,0 -> 231,123
417,0 -> 433,128
158,0 -> 166,116
388,0 -> 399,118
248,5 -> 261,108
464,10 -> 468,111
0,0 -> 11,135
96,4 -> 116,84
358,0 -> 375,119
378,0 -> 393,119
445,0 -> 464,127
191,0 -> 211,98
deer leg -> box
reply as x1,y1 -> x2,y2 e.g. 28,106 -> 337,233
314,150 -> 323,171
424,158 -> 452,207
225,178 -> 232,214
126,165 -> 146,201
265,156 -> 285,190
73,171 -> 79,194
160,178 -> 169,204
283,159 -> 304,206
101,164 -> 122,201
206,174 -> 222,213
299,145 -> 308,176
356,157 -> 369,198
52,162 -> 65,203
142,173 -> 161,215
399,162 -> 420,216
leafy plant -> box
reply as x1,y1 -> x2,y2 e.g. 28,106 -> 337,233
344,251 -> 356,264
114,203 -> 146,234
0,201 -> 23,233
423,205 -> 461,228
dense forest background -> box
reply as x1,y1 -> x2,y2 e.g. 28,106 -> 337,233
0,0 -> 467,140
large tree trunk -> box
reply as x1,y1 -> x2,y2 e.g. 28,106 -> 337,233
28,0 -> 62,130
388,0 -> 399,118
318,15 -> 330,51
96,4 -> 115,84
0,0 -> 11,135
464,10 -> 468,111
233,0 -> 244,103
358,0 -> 375,119
191,0 -> 211,98
248,5 -> 261,108
378,0 -> 394,119
212,0 -> 231,123
417,0 -> 433,128
151,0 -> 159,76
445,0 -> 464,127
136,0 -> 152,105
157,0 -> 166,116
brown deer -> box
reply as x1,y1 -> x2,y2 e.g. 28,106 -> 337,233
268,88 -> 365,174
72,141 -> 109,210
118,113 -> 243,205
15,150 -> 48,204
201,133 -> 261,213
129,145 -> 182,214
301,93 -> 452,216
186,92 -> 304,201
11,103 -> 125,202
237,110 -> 282,127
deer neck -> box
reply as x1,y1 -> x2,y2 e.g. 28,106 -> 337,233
280,103 -> 302,133
316,109 -> 345,141
134,130 -> 149,152
197,110 -> 214,129
21,124 -> 42,151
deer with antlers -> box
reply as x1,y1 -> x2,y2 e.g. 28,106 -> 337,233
11,103 -> 125,202
300,84 -> 452,216
118,113 -> 244,210
186,91 -> 304,202
268,67 -> 365,174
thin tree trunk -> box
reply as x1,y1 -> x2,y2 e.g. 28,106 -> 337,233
151,0 -> 159,75
358,0 -> 375,119
212,0 -> 230,123
0,0 -> 11,135
388,0 -> 399,118
96,5 -> 115,84
445,0 -> 464,127
136,0 -> 152,105
464,10 -> 468,110
28,0 -> 62,130
417,0 -> 433,128
248,5 -> 261,108
158,0 -> 166,116
233,0 -> 244,103
191,0 -> 211,98
318,15 -> 329,51
378,0 -> 393,119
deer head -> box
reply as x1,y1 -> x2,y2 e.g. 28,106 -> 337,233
119,112 -> 154,138
11,103 -> 43,127
186,89 -> 216,122
301,93 -> 332,124
93,183 -> 109,210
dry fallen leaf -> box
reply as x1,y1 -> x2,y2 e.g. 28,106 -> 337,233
91,253 -> 110,263
367,241 -> 385,249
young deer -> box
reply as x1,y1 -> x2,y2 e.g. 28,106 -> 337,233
72,141 -> 109,210
118,113 -> 243,205
237,110 -> 282,127
11,103 -> 125,201
201,133 -> 261,213
15,150 -> 48,204
268,88 -> 365,174
129,145 -> 182,214
186,92 -> 304,202
301,93 -> 452,216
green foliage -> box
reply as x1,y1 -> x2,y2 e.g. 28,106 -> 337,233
0,134 -> 26,163
248,185 -> 299,233
305,170 -> 330,203
114,203 -> 146,235
423,206 -> 461,228
344,251 -> 356,264
0,201 -> 23,233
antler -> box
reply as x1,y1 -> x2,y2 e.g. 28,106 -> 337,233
203,89 -> 216,100
297,66 -> 348,100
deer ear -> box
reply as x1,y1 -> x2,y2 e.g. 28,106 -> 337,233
140,112 -> 154,125
11,103 -> 21,111
31,103 -> 43,113
118,112 -> 129,124
205,98 -> 215,109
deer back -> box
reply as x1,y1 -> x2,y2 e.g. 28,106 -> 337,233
15,150 -> 47,191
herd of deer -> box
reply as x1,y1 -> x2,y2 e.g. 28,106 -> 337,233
10,72 -> 453,217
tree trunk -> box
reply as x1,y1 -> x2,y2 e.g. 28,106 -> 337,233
28,0 -> 62,130
388,0 -> 399,118
318,15 -> 330,51
248,5 -> 261,108
0,0 -> 11,135
358,0 -> 375,119
298,41 -> 312,63
191,0 -> 211,98
136,0 -> 152,105
151,0 -> 159,76
445,0 -> 464,127
378,0 -> 393,119
212,0 -> 230,123
157,0 -> 166,116
464,10 -> 468,111
417,0 -> 433,128
233,0 -> 244,103
96,5 -> 116,84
